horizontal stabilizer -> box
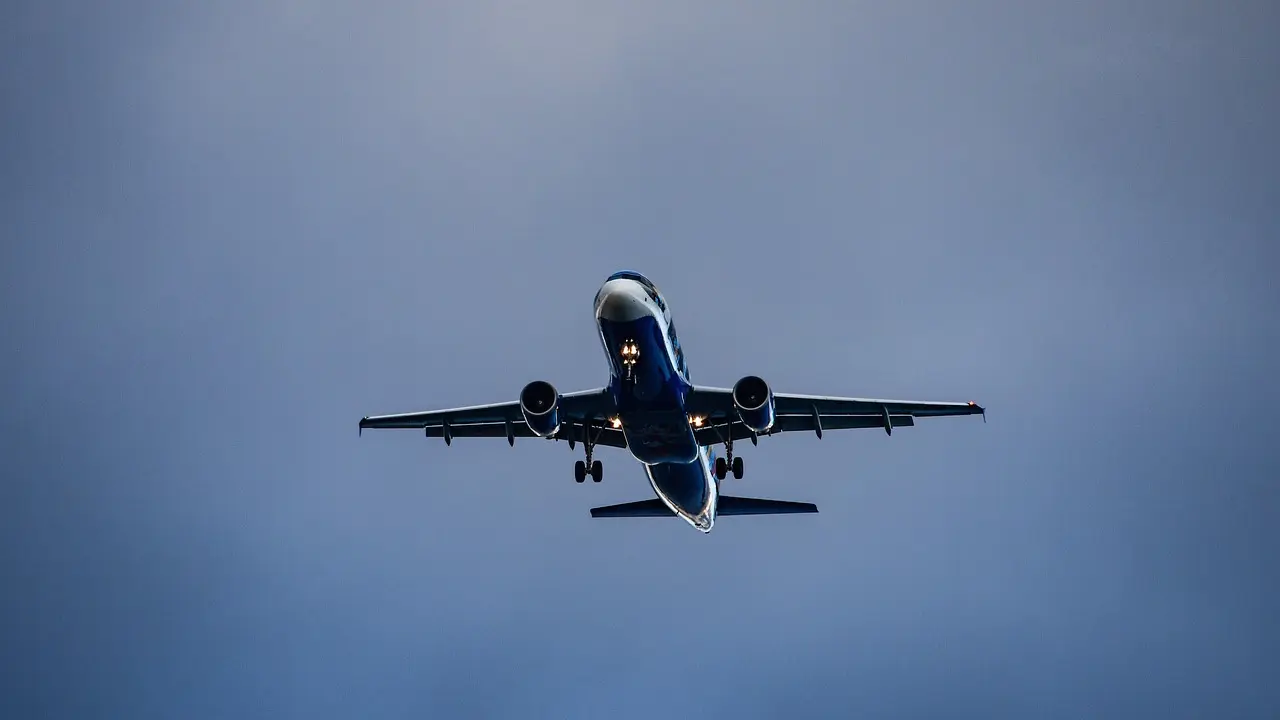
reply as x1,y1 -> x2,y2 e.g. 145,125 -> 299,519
590,499 -> 673,518
589,496 -> 818,519
718,495 -> 818,516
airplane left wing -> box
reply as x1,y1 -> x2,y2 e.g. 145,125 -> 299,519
359,387 -> 626,448
684,385 -> 984,445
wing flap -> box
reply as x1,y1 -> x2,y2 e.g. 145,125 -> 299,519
684,385 -> 984,428
360,387 -> 617,433
421,422 -> 533,439
776,394 -> 982,418
418,421 -> 628,448
361,402 -> 519,430
694,414 -> 914,445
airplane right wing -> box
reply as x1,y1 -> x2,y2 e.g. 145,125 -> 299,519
684,385 -> 984,445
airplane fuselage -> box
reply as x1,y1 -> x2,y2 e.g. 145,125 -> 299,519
358,271 -> 986,533
593,273 -> 719,532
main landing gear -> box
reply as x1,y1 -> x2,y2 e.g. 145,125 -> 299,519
574,459 -> 602,483
574,420 -> 604,483
713,432 -> 745,481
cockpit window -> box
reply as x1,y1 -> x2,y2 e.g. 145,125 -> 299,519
607,270 -> 652,287
608,270 -> 666,312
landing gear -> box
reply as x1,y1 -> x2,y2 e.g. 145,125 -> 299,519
573,460 -> 602,483
574,421 -> 605,483
714,456 -> 745,480
713,432 -> 745,480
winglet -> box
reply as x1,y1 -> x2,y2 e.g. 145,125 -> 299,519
967,400 -> 986,422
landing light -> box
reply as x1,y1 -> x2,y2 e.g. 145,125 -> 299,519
610,417 -> 622,428
690,415 -> 704,427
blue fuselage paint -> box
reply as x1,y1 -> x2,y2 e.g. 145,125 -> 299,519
594,273 -> 719,532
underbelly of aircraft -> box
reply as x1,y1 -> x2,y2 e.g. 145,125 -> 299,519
621,409 -> 699,464
645,459 -> 712,518
597,314 -> 699,464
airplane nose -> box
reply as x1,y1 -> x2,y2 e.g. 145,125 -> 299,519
691,512 -> 713,532
595,280 -> 651,322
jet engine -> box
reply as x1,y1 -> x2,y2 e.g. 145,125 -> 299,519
732,375 -> 776,433
520,380 -> 562,438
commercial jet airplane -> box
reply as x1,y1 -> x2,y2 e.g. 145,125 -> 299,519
359,270 -> 985,533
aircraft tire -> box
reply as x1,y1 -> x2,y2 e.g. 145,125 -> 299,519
714,457 -> 727,481
574,460 -> 587,483
732,456 -> 744,479
590,460 -> 603,483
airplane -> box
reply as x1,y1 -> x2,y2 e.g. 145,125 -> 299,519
358,270 -> 985,533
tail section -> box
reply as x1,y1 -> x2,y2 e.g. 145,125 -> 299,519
590,496 -> 817,519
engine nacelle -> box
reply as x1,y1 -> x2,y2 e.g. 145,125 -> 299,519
732,375 -> 776,434
519,380 -> 561,438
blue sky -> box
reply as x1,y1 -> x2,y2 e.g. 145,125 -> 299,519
3,1 -> 1278,717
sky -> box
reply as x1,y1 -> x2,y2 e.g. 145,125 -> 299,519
3,1 -> 1278,717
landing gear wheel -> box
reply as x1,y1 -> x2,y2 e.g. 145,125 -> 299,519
714,456 -> 728,481
576,421 -> 605,484
732,455 -> 744,479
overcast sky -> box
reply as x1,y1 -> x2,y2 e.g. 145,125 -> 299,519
3,1 -> 1278,718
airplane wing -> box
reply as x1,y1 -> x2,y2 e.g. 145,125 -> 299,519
359,387 -> 627,448
683,386 -> 984,445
